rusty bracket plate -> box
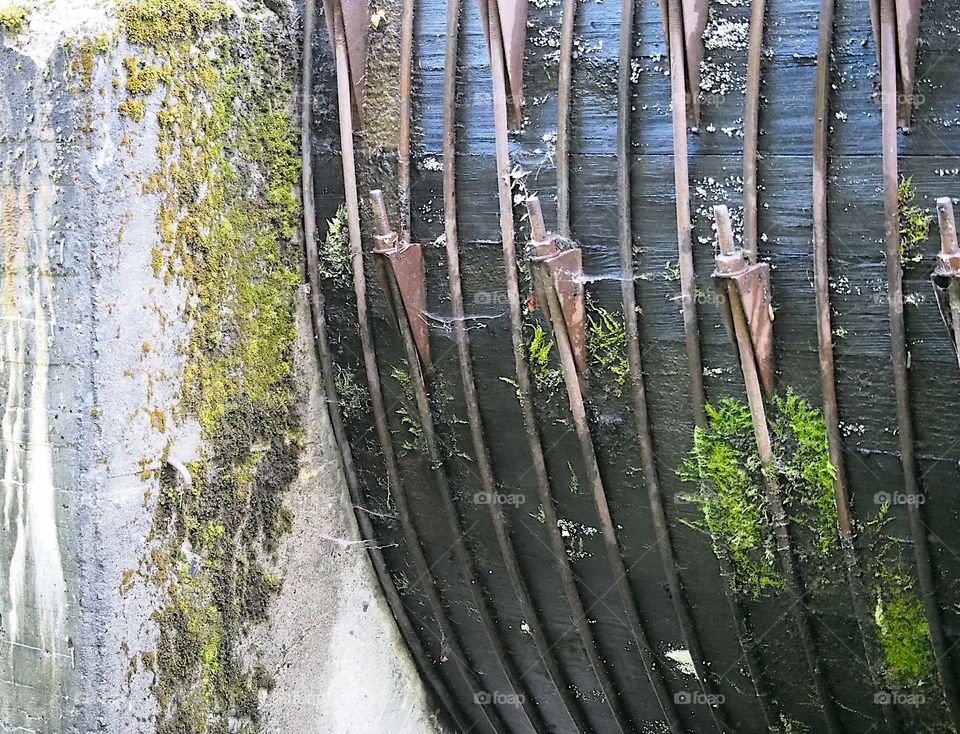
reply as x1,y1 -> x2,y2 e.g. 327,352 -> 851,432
932,197 -> 960,368
479,0 -> 528,129
712,206 -> 775,396
658,0 -> 709,126
321,0 -> 371,125
524,197 -> 587,376
370,191 -> 432,371
869,0 -> 922,127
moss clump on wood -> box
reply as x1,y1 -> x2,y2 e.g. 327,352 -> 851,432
120,1 -> 302,731
526,324 -> 563,394
0,4 -> 28,34
318,203 -> 352,285
678,392 -> 839,597
585,306 -> 629,396
898,176 -> 932,266
874,578 -> 932,686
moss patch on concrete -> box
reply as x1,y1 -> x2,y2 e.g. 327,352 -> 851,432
119,1 -> 301,731
678,392 -> 838,597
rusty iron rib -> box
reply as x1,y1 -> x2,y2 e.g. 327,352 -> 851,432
614,9 -> 740,730
742,0 -> 766,263
399,0 -> 414,232
437,8 -> 605,732
372,209 -> 550,734
305,4 -> 471,730
878,2 -> 960,726
811,6 -> 900,732
479,6 -> 636,732
555,0 -> 576,236
933,199 -> 960,371
327,8 -> 508,732
524,204 -> 683,733
664,0 -> 707,429
714,206 -> 843,734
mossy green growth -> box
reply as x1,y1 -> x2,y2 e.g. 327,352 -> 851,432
679,398 -> 782,597
678,392 -> 839,597
586,306 -> 629,396
898,176 -> 932,266
119,0 -> 229,46
0,4 -> 28,34
334,364 -> 368,421
527,324 -> 563,394
121,1 -> 302,731
771,391 -> 837,554
318,203 -> 352,284
874,569 -> 933,686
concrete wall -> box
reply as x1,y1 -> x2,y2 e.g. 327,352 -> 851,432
0,3 -> 438,732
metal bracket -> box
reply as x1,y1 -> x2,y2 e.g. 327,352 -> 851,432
933,197 -> 960,369
712,205 -> 775,397
658,0 -> 709,127
524,197 -> 587,376
370,190 -> 432,371
322,0 -> 370,125
869,0 -> 922,128
479,0 -> 528,129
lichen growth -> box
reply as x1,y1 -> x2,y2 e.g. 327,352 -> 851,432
678,392 -> 839,596
119,1 -> 302,731
585,306 -> 629,396
0,4 -> 28,34
318,203 -> 352,284
526,324 -> 563,394
898,176 -> 932,266
119,98 -> 147,122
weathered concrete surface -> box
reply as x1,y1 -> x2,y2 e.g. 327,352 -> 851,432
0,3 -> 439,733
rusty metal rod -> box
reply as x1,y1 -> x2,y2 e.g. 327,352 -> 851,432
439,8 -> 601,732
878,2 -> 960,726
665,0 -> 707,429
936,199 -> 960,371
399,0 -> 414,233
811,6 -> 900,733
555,0 -> 576,236
742,0 -> 766,263
329,8 -> 506,732
380,255 -> 550,734
532,259 -> 684,733
715,207 -> 843,734
614,22 -> 733,730
304,5 -> 468,730
480,8 -> 635,733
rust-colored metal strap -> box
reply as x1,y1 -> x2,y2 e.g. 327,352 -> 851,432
321,0 -> 370,123
478,0 -> 528,128
369,190 -> 432,371
878,2 -> 960,727
933,198 -> 960,371
714,206 -> 843,734
869,0 -> 922,127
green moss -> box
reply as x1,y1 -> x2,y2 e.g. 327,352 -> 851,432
334,364 -> 367,420
527,324 -> 563,394
318,204 -> 352,284
874,570 -> 933,686
0,4 -> 28,34
121,2 -> 302,731
119,98 -> 147,122
585,306 -> 629,396
679,392 -> 839,597
119,0 -> 230,46
898,176 -> 932,266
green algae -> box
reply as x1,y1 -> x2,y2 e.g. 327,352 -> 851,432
119,1 -> 302,731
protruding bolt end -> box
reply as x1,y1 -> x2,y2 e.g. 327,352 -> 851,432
369,190 -> 392,237
526,196 -> 548,242
937,197 -> 959,257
